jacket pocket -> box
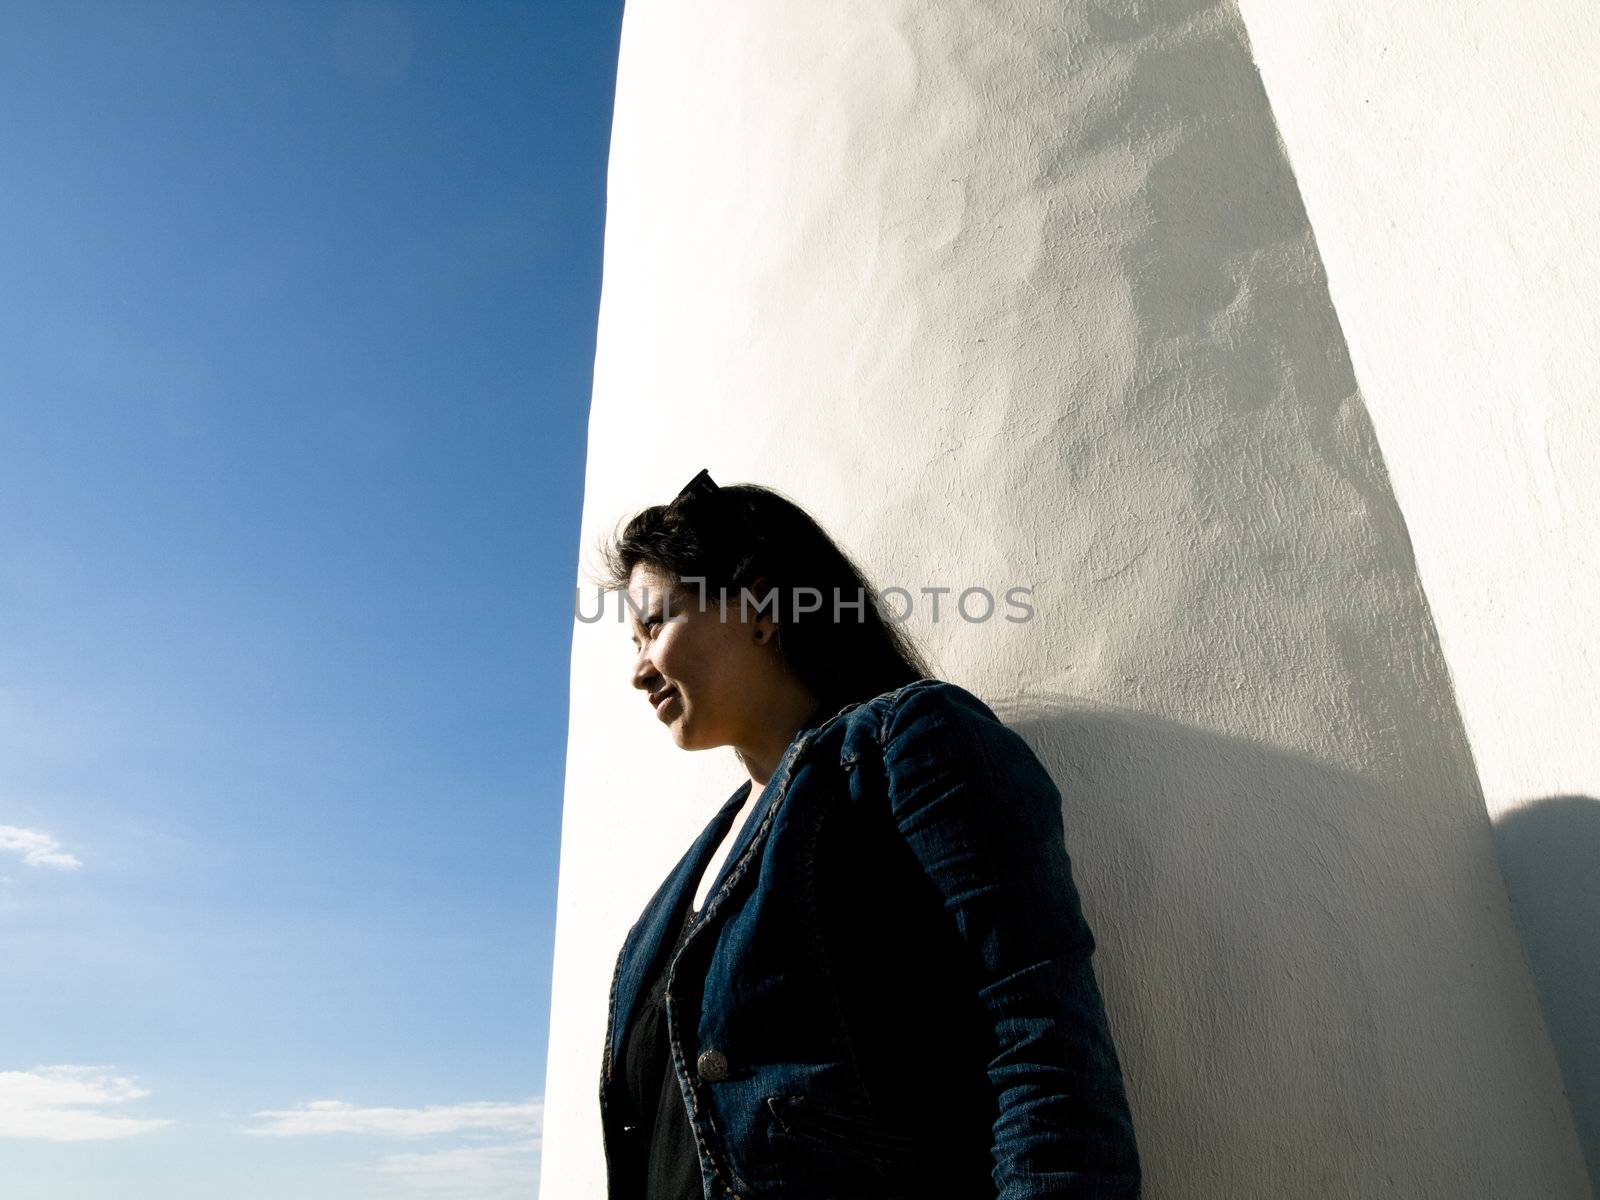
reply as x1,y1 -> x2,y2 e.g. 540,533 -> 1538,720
764,1094 -> 918,1163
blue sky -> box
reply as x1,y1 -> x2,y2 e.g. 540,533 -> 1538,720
0,2 -> 622,1194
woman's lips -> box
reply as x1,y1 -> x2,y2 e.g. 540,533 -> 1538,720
653,688 -> 679,718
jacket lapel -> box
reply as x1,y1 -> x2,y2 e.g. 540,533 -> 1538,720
687,735 -> 809,930
606,697 -> 867,1085
606,779 -> 751,1084
673,698 -> 859,954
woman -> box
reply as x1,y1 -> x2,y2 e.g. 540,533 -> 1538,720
594,469 -> 1141,1200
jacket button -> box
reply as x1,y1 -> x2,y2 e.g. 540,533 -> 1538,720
696,1049 -> 729,1082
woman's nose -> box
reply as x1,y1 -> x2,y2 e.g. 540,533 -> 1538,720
631,647 -> 658,691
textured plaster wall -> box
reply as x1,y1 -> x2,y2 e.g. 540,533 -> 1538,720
540,2 -> 1592,1196
1235,4 -> 1600,1188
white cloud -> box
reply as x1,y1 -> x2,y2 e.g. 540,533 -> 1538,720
0,1066 -> 171,1141
0,825 -> 82,870
248,1097 -> 543,1199
368,1138 -> 541,1198
246,1097 -> 541,1139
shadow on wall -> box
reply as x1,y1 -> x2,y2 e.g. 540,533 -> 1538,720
983,695 -> 1582,1198
1493,796 -> 1600,1193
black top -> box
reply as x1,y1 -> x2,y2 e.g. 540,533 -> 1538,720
620,907 -> 704,1200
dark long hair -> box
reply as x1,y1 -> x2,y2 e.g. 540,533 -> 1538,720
592,479 -> 935,714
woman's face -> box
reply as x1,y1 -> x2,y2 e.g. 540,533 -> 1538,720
626,562 -> 777,751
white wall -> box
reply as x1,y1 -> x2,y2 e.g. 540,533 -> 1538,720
540,2 -> 1592,1195
1236,0 -> 1600,829
1236,2 -> 1600,1185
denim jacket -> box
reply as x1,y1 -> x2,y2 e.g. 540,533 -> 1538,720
599,678 -> 1141,1199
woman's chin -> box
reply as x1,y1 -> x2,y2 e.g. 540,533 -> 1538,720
670,719 -> 717,752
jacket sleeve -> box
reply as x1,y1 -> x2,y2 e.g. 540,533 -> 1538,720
878,682 -> 1141,1199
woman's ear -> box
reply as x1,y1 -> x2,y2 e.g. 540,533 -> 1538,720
746,577 -> 780,646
